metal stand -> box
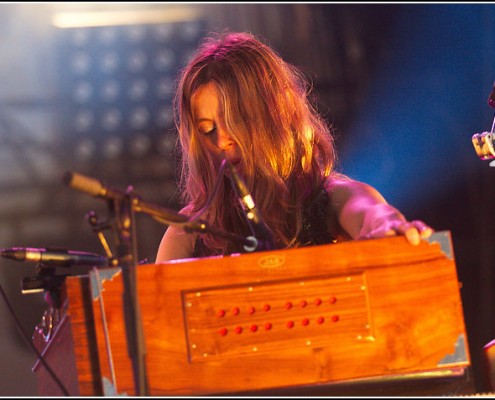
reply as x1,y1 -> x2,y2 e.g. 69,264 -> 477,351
61,170 -> 277,395
84,183 -> 149,396
105,185 -> 149,396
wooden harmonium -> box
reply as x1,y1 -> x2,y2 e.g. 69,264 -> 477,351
54,231 -> 473,396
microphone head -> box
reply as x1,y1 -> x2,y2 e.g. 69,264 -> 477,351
63,171 -> 104,197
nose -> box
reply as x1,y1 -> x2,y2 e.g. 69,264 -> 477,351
216,128 -> 235,151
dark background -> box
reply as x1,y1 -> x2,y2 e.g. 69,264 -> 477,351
0,3 -> 494,395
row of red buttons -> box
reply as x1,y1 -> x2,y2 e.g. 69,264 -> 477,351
216,297 -> 338,318
217,315 -> 340,336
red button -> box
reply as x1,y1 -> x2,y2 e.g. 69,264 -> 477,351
331,315 -> 339,322
287,320 -> 295,328
219,327 -> 228,336
302,318 -> 310,326
234,325 -> 243,334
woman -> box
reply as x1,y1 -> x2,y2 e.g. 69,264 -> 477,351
155,31 -> 432,262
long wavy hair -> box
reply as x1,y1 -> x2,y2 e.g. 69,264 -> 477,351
173,31 -> 337,254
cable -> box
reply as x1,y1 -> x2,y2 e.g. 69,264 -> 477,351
0,283 -> 69,396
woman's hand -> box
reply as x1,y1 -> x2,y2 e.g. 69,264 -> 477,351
356,203 -> 433,245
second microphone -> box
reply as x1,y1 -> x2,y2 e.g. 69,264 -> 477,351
0,247 -> 110,268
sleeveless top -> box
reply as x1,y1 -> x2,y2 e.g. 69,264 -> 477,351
192,187 -> 336,258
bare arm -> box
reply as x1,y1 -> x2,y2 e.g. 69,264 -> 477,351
155,224 -> 197,263
325,176 -> 433,245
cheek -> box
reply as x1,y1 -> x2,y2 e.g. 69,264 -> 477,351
201,136 -> 223,156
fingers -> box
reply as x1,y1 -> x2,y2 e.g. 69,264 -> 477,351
404,226 -> 421,245
357,220 -> 434,245
407,220 -> 434,239
393,220 -> 434,245
414,220 -> 434,238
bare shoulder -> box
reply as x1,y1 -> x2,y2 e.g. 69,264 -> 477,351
323,174 -> 384,201
323,173 -> 352,190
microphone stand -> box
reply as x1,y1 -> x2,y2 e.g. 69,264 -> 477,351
108,185 -> 149,396
63,170 -> 270,396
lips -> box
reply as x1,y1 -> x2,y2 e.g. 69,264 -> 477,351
223,158 -> 241,172
226,158 -> 241,166
222,158 -> 243,177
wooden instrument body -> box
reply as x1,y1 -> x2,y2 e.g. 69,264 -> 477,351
32,231 -> 473,396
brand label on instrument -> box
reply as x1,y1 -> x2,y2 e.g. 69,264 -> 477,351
257,254 -> 286,269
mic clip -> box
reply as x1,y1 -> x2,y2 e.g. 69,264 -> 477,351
21,264 -> 68,308
472,81 -> 495,165
472,131 -> 495,161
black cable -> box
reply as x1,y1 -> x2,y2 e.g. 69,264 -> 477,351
0,283 -> 69,396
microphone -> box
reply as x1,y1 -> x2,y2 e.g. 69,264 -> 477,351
63,171 -> 125,201
226,162 -> 275,251
63,171 -> 189,225
0,247 -> 109,268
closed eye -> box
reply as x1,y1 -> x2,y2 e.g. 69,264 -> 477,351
203,127 -> 217,136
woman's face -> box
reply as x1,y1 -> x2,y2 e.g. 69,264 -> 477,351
191,82 -> 241,168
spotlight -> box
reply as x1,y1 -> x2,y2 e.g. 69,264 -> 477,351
73,81 -> 93,103
129,106 -> 150,130
101,108 -> 122,132
100,52 -> 120,74
74,109 -> 95,132
155,106 -> 173,129
70,51 -> 91,75
179,20 -> 201,42
130,133 -> 152,158
127,50 -> 148,73
100,79 -> 121,102
152,24 -> 174,42
75,137 -> 96,161
102,136 -> 124,160
55,16 -> 206,164
153,48 -> 175,72
158,133 -> 177,155
128,78 -> 148,101
126,24 -> 147,44
99,26 -> 118,46
72,29 -> 91,47
155,76 -> 173,100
